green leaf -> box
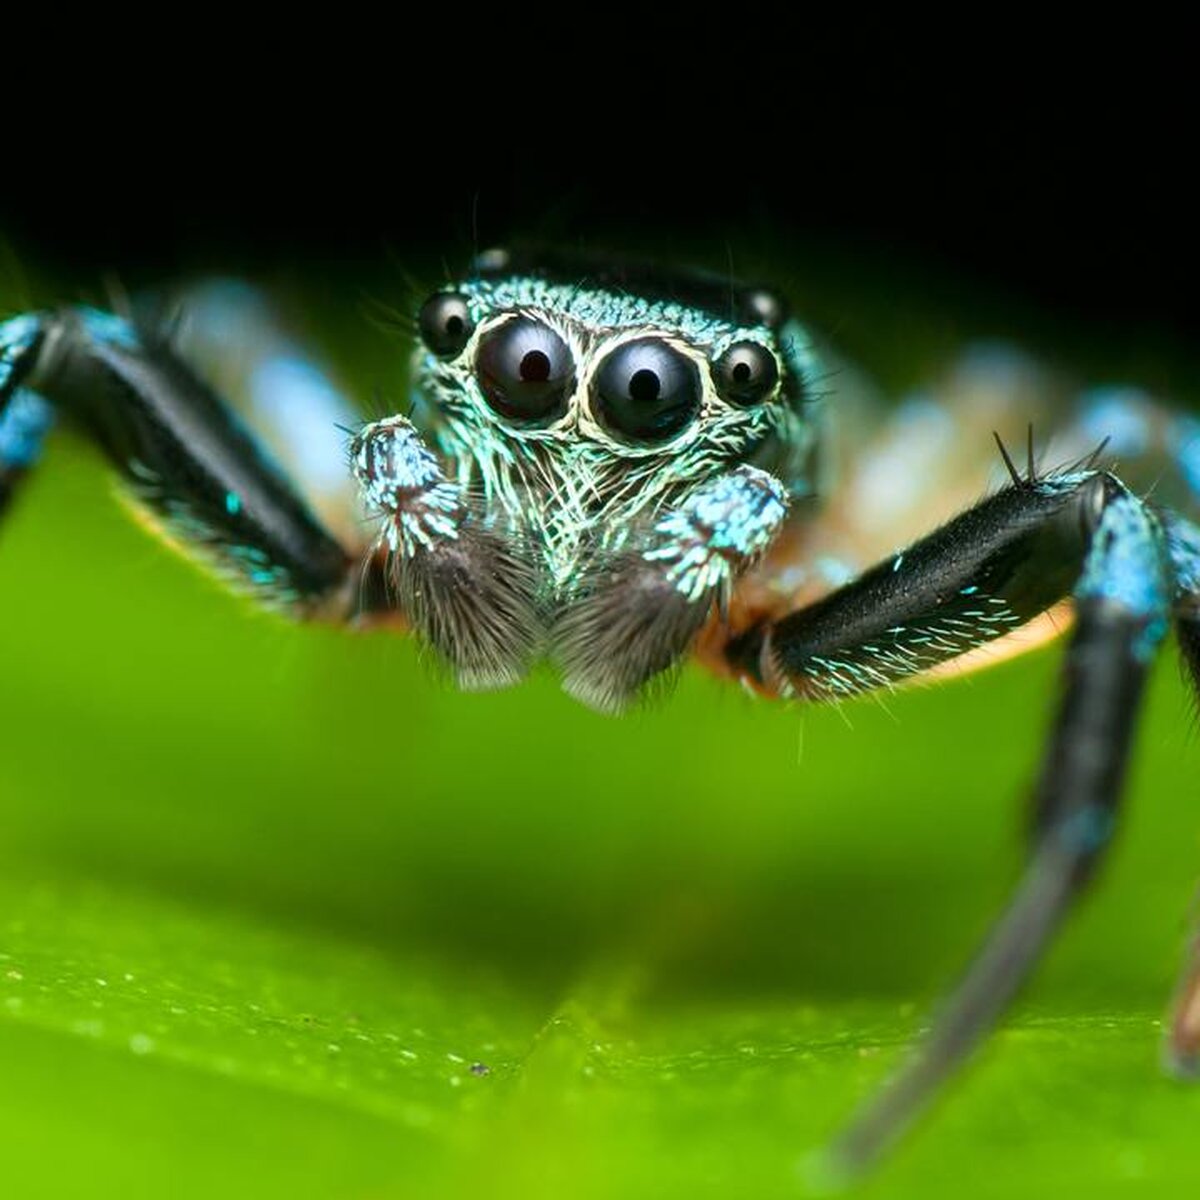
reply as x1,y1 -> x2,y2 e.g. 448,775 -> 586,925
2,262 -> 1200,1199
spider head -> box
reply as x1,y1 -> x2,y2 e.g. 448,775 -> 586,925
350,250 -> 817,706
406,248 -> 818,594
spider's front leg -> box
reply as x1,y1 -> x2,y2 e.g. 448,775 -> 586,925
349,415 -> 542,689
0,306 -> 354,606
553,465 -> 789,713
725,469 -> 1179,1176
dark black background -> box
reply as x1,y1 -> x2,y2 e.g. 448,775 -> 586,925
3,84 -> 1194,354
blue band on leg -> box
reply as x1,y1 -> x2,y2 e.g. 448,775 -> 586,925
1075,490 -> 1170,662
1164,512 -> 1200,597
1,315 -> 54,472
1,314 -> 44,399
0,390 -> 54,470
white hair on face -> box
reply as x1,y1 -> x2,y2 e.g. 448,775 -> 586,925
414,276 -> 815,595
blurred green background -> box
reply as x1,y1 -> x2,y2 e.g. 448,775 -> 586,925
2,244 -> 1200,1200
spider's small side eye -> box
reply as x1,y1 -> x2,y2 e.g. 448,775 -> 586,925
592,339 -> 701,442
712,341 -> 779,407
418,292 -> 475,358
739,287 -> 787,330
476,317 -> 574,422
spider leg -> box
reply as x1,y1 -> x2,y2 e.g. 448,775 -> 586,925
156,279 -> 366,543
350,415 -> 542,689
0,316 -> 53,518
720,345 -> 1200,659
726,469 -> 1172,1175
0,306 -> 353,610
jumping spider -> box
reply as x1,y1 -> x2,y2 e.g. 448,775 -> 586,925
2,247 -> 1198,1175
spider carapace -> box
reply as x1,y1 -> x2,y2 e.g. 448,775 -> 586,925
3,248 -> 1200,1175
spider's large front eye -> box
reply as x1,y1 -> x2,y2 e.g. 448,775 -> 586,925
712,341 -> 779,407
476,317 -> 574,422
592,339 -> 701,442
418,292 -> 475,358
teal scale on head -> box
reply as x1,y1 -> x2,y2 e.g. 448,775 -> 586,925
416,251 -> 817,589
352,249 -> 817,709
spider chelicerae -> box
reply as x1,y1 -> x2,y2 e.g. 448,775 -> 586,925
2,247 -> 1198,1176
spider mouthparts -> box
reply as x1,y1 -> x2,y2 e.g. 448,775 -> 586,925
389,524 -> 542,691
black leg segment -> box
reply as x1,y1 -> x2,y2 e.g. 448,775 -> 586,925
1,308 -> 351,606
728,470 -> 1174,1175
729,471 -> 1118,697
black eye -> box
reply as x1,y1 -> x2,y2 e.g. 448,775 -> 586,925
476,317 -> 574,422
592,339 -> 701,442
712,341 -> 779,407
418,292 -> 475,358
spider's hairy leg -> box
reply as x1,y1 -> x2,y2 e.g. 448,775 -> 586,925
727,347 -> 1200,651
727,470 -> 1173,1176
1017,388 -> 1200,1079
0,315 -> 53,517
553,465 -> 788,713
350,415 -> 541,690
710,344 -> 1072,663
0,307 -> 352,607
